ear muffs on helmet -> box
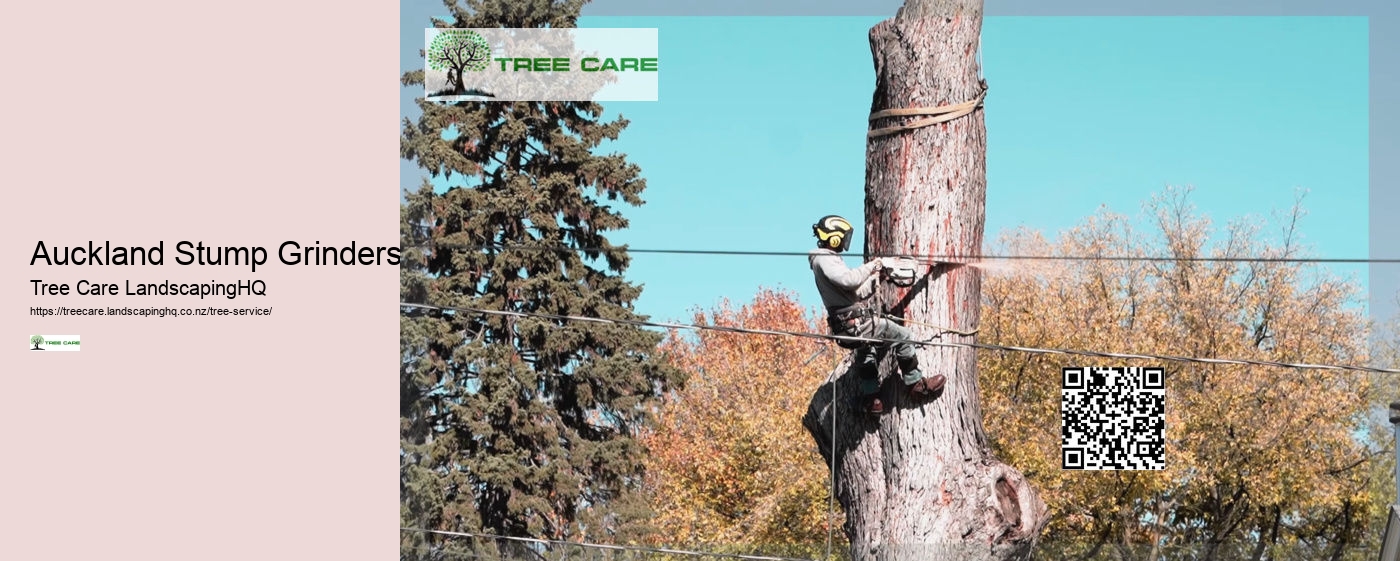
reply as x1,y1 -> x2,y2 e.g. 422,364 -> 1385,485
822,230 -> 845,250
813,215 -> 854,251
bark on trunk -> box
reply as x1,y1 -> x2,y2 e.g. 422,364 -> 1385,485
803,1 -> 1047,559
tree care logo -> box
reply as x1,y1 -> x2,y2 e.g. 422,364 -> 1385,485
428,29 -> 495,98
424,28 -> 659,102
30,334 -> 80,351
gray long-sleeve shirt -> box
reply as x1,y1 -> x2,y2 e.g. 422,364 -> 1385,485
809,247 -> 880,310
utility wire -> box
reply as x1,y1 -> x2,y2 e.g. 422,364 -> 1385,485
399,302 -> 1400,375
400,528 -> 817,561
399,242 -> 1400,265
404,543 -> 496,561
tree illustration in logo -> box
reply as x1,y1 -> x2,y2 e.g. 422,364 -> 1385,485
428,29 -> 494,97
30,335 -> 44,350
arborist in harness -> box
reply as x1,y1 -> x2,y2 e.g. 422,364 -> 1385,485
809,215 -> 947,415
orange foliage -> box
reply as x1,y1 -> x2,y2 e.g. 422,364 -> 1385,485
640,288 -> 844,555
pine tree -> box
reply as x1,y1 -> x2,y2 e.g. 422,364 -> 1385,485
399,1 -> 683,559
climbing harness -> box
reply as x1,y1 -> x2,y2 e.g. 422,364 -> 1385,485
826,302 -> 878,350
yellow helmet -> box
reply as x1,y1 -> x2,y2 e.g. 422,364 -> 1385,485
813,215 -> 854,252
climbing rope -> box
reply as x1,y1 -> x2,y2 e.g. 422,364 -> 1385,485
826,372 -> 837,561
867,84 -> 988,139
883,313 -> 979,337
874,264 -> 979,337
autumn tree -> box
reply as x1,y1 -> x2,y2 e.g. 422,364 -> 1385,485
640,289 -> 846,558
399,1 -> 682,559
671,191 -> 1385,560
803,0 -> 1046,559
644,188 -> 1382,561
1363,294 -> 1400,554
978,187 -> 1383,560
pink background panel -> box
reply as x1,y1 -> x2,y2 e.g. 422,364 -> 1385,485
0,2 -> 399,559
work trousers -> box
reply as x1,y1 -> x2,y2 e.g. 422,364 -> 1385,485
830,312 -> 922,395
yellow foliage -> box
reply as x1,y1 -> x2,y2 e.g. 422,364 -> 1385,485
640,288 -> 844,555
639,187 -> 1386,558
979,187 -> 1381,556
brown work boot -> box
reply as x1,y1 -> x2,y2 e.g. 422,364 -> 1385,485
854,394 -> 886,416
907,374 -> 946,400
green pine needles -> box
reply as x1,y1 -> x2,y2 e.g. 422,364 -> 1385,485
400,1 -> 683,558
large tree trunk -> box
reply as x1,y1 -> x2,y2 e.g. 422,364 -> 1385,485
803,1 -> 1047,560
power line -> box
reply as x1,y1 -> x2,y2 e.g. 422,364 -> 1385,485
403,543 -> 496,561
399,302 -> 1400,375
400,527 -> 819,561
399,242 -> 1399,265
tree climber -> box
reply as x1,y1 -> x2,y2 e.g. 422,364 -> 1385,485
809,214 -> 946,415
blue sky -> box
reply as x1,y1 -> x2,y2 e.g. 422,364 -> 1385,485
400,14 -> 1370,326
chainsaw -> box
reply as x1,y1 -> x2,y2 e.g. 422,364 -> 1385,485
881,257 -> 921,287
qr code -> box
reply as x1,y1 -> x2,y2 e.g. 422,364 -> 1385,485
1061,366 -> 1165,470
